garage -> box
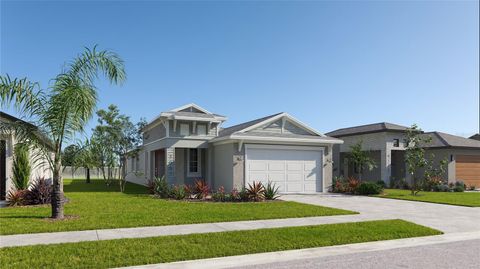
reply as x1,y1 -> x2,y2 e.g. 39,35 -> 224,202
456,155 -> 480,187
245,145 -> 323,193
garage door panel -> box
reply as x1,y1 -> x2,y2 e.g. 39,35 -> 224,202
246,146 -> 323,193
456,155 -> 480,187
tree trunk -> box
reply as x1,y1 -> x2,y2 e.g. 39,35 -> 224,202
86,168 -> 90,184
51,157 -> 64,219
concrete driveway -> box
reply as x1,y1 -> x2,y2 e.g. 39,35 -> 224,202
282,194 -> 480,233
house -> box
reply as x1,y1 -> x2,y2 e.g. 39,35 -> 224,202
0,112 -> 53,200
470,134 -> 480,141
326,122 -> 480,188
126,104 -> 342,193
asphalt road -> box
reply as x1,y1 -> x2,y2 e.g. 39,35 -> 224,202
233,239 -> 480,269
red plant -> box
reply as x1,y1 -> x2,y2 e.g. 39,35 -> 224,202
146,179 -> 156,194
183,184 -> 193,199
246,181 -> 265,202
6,189 -> 28,207
193,179 -> 210,199
347,177 -> 360,193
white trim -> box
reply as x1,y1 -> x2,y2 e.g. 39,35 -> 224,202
173,120 -> 177,132
244,144 -> 325,193
238,140 -> 243,152
187,148 -> 202,177
162,120 -> 169,138
142,136 -> 215,148
172,116 -> 223,122
210,134 -> 343,145
171,103 -> 212,114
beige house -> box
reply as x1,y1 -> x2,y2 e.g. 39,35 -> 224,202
126,104 -> 342,193
0,112 -> 53,200
327,122 -> 480,188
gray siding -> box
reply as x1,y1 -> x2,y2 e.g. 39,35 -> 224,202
143,124 -> 166,144
248,119 -> 312,136
212,143 -> 234,190
168,120 -> 217,137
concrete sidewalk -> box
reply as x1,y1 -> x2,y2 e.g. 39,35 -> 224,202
0,213 -> 384,248
116,231 -> 480,269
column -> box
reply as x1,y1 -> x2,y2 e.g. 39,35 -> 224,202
380,148 -> 392,185
165,147 -> 176,185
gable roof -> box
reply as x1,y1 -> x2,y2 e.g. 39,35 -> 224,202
469,133 -> 480,141
326,122 -> 410,137
0,112 -> 54,150
422,132 -> 480,149
213,112 -> 342,144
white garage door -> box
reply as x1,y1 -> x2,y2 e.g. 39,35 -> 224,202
245,145 -> 323,193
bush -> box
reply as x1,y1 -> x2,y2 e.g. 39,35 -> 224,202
468,185 -> 476,191
239,187 -> 250,202
376,180 -> 386,188
423,176 -> 443,191
12,143 -> 31,190
356,182 -> 382,195
170,185 -> 187,200
146,179 -> 156,194
455,181 -> 466,188
264,181 -> 280,200
346,177 -> 360,193
154,176 -> 171,198
229,188 -> 240,202
453,185 -> 464,192
183,184 -> 193,199
193,179 -> 209,199
212,186 -> 226,202
432,184 -> 450,192
246,181 -> 265,202
25,177 -> 52,205
331,176 -> 346,193
6,189 -> 28,206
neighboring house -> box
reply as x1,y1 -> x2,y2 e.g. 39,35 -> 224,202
0,112 -> 53,200
470,134 -> 480,141
126,104 -> 342,193
326,122 -> 480,188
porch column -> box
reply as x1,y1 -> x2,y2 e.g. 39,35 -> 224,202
165,147 -> 176,185
380,148 -> 392,185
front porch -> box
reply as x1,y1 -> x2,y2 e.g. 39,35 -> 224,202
151,147 -> 210,186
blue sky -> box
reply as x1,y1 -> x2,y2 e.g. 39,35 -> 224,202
1,0 -> 479,138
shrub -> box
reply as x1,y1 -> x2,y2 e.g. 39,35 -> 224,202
346,177 -> 360,193
455,181 -> 466,189
25,177 -> 52,205
6,189 -> 28,206
423,176 -> 443,191
193,179 -> 209,199
264,181 -> 280,200
376,180 -> 386,188
183,184 -> 193,199
154,176 -> 171,198
331,176 -> 347,193
453,185 -> 464,192
468,185 -> 476,191
432,184 -> 450,192
170,185 -> 187,200
229,188 -> 240,202
12,143 -> 31,190
212,186 -> 226,202
392,178 -> 410,190
146,179 -> 156,194
246,181 -> 265,202
356,182 -> 382,195
239,187 -> 250,202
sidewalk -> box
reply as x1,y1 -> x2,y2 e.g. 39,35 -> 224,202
0,213 -> 385,248
116,231 -> 480,269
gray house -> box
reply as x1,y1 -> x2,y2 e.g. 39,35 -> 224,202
326,122 -> 480,188
126,104 -> 342,193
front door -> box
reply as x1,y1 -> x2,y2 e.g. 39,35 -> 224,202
0,140 -> 6,200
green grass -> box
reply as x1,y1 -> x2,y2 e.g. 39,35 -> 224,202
0,179 -> 355,235
0,219 -> 441,269
376,189 -> 480,207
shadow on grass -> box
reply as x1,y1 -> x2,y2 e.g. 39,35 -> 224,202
64,179 -> 146,195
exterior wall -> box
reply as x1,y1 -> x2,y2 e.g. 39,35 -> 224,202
125,149 -> 148,186
323,145 -> 333,191
232,143 -> 245,190
169,120 -> 217,137
143,124 -> 166,144
212,143 -> 234,190
424,148 -> 480,184
1,133 -> 53,197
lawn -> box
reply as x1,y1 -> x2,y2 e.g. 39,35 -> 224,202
0,219 -> 441,269
376,189 -> 480,207
0,179 -> 355,235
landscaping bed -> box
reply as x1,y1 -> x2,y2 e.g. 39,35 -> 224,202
0,179 -> 355,235
0,219 -> 441,269
375,189 -> 480,207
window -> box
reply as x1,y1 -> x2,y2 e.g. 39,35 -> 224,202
393,139 -> 400,147
187,148 -> 201,177
180,123 -> 190,136
197,124 -> 207,136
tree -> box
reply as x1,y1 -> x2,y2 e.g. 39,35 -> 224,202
74,139 -> 98,184
12,143 -> 31,190
91,105 -> 144,191
0,46 -> 126,219
62,144 -> 80,178
345,141 -> 376,180
404,124 -> 431,196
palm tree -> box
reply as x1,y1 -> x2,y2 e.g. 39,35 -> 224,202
0,46 -> 125,219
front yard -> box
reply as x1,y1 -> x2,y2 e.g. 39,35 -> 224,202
0,179 -> 355,235
0,219 -> 441,269
376,189 -> 480,207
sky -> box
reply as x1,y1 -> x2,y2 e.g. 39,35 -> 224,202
1,0 -> 479,139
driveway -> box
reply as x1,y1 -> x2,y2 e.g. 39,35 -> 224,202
282,194 -> 480,233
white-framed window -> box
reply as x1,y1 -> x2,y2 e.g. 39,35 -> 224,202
180,123 -> 190,136
187,148 -> 202,177
197,124 -> 207,136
